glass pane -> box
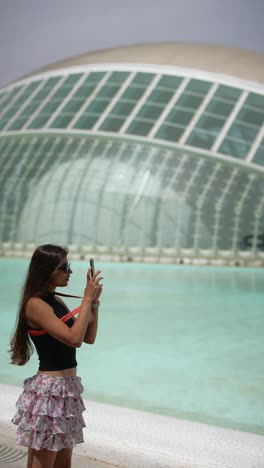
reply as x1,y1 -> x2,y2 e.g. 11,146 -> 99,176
148,89 -> 174,105
214,85 -> 242,102
122,86 -> 146,100
4,134 -> 261,254
125,119 -> 153,136
0,82 -> 41,125
166,108 -> 194,126
137,103 -> 164,120
29,78 -> 81,127
205,99 -> 234,118
73,84 -> 97,99
51,86 -> 71,99
7,119 -> 24,131
187,130 -> 216,149
97,85 -> 120,98
0,87 -> 22,113
133,73 -> 155,85
176,93 -> 204,110
237,108 -> 263,127
9,99 -> 45,129
28,115 -> 49,129
111,101 -> 136,117
158,75 -> 183,90
246,93 -> 264,111
86,72 -> 106,83
195,114 -> 225,133
42,100 -> 62,113
185,80 -> 211,94
62,99 -> 84,112
253,143 -> 264,166
227,123 -> 259,143
108,71 -> 130,83
50,114 -> 73,129
84,99 -> 109,114
73,115 -> 98,129
155,124 -> 185,142
219,138 -> 250,159
63,73 -> 83,85
99,116 -> 125,132
25,81 -> 43,93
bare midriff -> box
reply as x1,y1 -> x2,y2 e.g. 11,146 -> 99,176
39,367 -> 77,378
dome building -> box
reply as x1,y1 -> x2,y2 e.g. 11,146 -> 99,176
0,43 -> 263,263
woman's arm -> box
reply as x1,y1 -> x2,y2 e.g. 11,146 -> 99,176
83,283 -> 102,344
83,302 -> 99,344
26,270 -> 103,348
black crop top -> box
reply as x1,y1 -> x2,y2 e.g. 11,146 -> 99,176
29,292 -> 77,371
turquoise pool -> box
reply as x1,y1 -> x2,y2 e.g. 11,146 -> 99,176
0,258 -> 263,435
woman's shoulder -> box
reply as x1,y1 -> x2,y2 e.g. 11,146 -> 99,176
26,296 -> 52,313
26,294 -> 69,319
25,296 -> 53,327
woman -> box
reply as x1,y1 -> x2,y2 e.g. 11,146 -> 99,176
9,244 -> 103,468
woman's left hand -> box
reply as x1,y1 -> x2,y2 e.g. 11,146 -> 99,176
93,285 -> 103,303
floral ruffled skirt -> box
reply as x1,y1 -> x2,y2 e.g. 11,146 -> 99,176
12,373 -> 86,451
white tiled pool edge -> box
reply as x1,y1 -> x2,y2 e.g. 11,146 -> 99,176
1,384 -> 263,468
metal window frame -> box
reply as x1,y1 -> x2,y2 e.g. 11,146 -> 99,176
69,71 -> 112,129
212,167 -> 239,255
231,173 -> 256,254
0,137 -> 37,240
251,195 -> 264,256
23,76 -> 68,129
192,162 -> 222,254
2,63 -> 263,95
93,72 -> 137,131
44,73 -> 89,128
179,83 -> 219,145
3,81 -> 48,131
67,138 -> 103,244
148,77 -> 190,138
246,124 -> 264,163
92,141 -> 129,247
0,86 -> 26,120
211,91 -> 249,153
0,64 -> 263,168
174,157 -> 205,253
119,74 -> 162,135
7,137 -> 48,242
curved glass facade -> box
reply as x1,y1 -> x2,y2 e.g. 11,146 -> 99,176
0,64 -> 263,261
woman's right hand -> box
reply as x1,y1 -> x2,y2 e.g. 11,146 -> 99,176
84,268 -> 103,302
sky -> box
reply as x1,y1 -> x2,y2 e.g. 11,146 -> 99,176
0,0 -> 263,88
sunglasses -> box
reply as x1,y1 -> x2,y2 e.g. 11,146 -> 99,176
57,262 -> 71,273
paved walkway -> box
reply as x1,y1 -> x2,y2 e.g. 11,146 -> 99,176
0,432 -> 115,468
1,384 -> 264,468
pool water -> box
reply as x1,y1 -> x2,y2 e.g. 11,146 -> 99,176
0,258 -> 263,435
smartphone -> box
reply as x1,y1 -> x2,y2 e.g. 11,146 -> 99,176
89,258 -> 95,277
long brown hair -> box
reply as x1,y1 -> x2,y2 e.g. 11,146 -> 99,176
9,244 -> 68,365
